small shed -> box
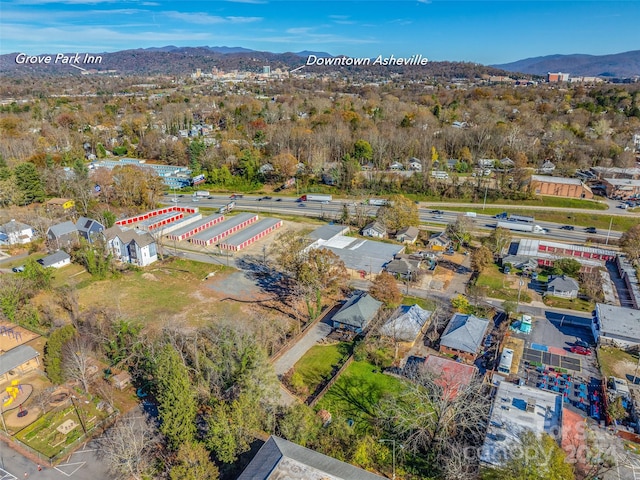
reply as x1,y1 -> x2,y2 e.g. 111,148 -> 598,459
111,371 -> 132,390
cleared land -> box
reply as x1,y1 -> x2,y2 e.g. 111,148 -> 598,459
475,264 -> 532,302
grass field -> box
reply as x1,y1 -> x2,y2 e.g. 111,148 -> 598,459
315,360 -> 407,432
76,257 -> 231,324
475,264 -> 532,303
293,342 -> 352,393
414,195 -> 608,210
598,346 -> 638,379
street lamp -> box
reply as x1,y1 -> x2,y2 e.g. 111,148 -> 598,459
516,277 -> 524,314
379,439 -> 403,480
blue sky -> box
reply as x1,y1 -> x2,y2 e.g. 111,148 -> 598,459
1,1 -> 638,64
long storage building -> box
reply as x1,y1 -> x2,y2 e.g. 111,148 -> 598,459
166,214 -> 224,242
190,213 -> 258,246
219,218 -> 283,251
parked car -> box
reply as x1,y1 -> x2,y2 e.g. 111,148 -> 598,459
575,339 -> 589,348
571,346 -> 592,355
560,225 -> 574,230
12,265 -> 25,273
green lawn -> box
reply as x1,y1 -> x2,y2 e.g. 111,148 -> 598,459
316,360 -> 408,432
416,195 -> 607,210
475,264 -> 532,303
293,342 -> 352,393
402,296 -> 437,311
542,295 -> 594,312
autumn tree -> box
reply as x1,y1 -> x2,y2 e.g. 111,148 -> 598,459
481,431 -> 575,480
369,271 -> 403,308
62,335 -> 94,393
298,248 -> 348,318
100,412 -> 161,480
472,246 -> 494,272
620,225 -> 640,264
169,442 -> 219,480
154,344 -> 197,450
485,227 -> 512,256
446,214 -> 474,245
377,194 -> 419,232
353,139 -> 373,164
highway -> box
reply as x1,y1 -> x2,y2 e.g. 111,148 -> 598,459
164,193 -> 624,244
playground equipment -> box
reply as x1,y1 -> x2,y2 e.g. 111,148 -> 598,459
3,380 -> 21,407
0,324 -> 22,342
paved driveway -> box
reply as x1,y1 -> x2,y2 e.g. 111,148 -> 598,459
273,319 -> 333,377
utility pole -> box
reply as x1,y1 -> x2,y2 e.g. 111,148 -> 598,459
379,439 -> 402,480
70,396 -> 87,435
483,182 -> 488,211
606,216 -> 613,245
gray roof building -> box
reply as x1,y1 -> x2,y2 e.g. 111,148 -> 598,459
238,436 -> 385,480
546,275 -> 579,298
47,221 -> 78,239
440,313 -> 490,355
0,345 -> 40,377
592,304 -> 640,348
362,221 -> 386,238
380,304 -> 433,343
396,226 -> 419,243
332,292 -> 383,332
308,224 -> 349,242
38,250 -> 71,268
76,216 -> 105,242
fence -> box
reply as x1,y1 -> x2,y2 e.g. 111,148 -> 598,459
307,355 -> 354,407
1,409 -> 119,466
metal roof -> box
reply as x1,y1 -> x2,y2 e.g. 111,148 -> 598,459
190,213 -> 258,242
166,214 -> 223,237
309,224 -> 349,241
531,175 -> 584,186
440,313 -> 490,354
220,218 -> 282,247
333,292 -> 383,329
38,250 -> 70,267
48,221 -> 77,238
0,345 -> 40,376
380,305 -> 433,342
238,436 -> 386,480
595,304 -> 640,342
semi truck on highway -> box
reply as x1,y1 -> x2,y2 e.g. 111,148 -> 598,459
300,194 -> 332,202
496,221 -> 546,234
367,198 -> 390,206
194,190 -> 210,197
219,201 -> 235,214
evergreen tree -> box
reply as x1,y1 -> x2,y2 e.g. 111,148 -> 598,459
14,162 -> 45,204
155,344 -> 197,450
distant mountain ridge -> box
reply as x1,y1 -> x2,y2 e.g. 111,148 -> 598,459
493,50 -> 640,78
0,45 -> 526,79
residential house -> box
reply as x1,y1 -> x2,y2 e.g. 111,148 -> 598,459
389,161 -> 404,171
499,157 -> 515,169
38,250 -> 71,269
445,158 -> 458,171
361,221 -> 386,239
76,216 -> 105,243
332,292 -> 383,333
259,163 -> 275,175
427,232 -> 452,251
385,256 -> 420,280
321,172 -> 337,186
530,175 -> 593,199
406,355 -> 477,398
380,304 -> 433,347
361,161 -> 375,171
396,226 -> 419,244
47,221 -> 78,249
546,275 -> 580,299
45,197 -> 75,212
478,159 -> 496,169
104,226 -> 158,267
439,313 -> 490,363
409,158 -> 422,171
538,161 -> 556,174
238,436 -> 386,480
592,304 -> 640,348
0,220 -> 34,245
0,345 -> 41,383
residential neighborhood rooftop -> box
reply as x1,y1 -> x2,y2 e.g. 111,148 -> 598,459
380,304 -> 433,343
439,313 -> 490,355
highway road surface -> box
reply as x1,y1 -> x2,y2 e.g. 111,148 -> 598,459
164,193 -> 624,244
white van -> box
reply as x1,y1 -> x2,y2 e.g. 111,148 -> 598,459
465,211 -> 477,218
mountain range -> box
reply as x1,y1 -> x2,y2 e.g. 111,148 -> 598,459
1,45 -> 638,78
492,50 -> 640,78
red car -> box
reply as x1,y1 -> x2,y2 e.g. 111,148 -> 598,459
571,346 -> 592,355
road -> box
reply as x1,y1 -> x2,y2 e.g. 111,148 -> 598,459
164,194 -> 625,244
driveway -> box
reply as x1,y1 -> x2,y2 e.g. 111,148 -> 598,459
273,319 -> 333,377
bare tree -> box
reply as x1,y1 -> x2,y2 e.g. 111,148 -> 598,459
62,335 -> 94,393
99,412 -> 162,480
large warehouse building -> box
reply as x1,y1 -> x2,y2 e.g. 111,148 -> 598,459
166,214 -> 225,242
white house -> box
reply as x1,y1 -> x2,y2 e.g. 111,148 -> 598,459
539,161 -> 556,174
389,161 -> 404,171
361,221 -> 386,239
38,251 -> 71,269
545,275 -> 579,299
0,220 -> 34,245
409,158 -> 422,171
104,226 -> 158,267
